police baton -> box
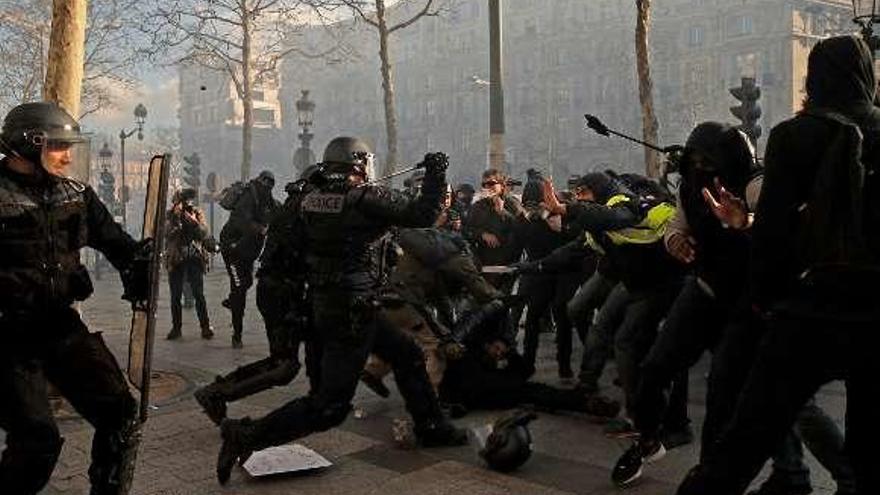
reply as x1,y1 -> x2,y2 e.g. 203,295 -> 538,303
363,164 -> 423,186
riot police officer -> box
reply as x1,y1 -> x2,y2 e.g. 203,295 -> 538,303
0,102 -> 148,494
194,170 -> 320,425
215,137 -> 466,485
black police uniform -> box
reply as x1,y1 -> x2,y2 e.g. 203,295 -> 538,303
219,178 -> 275,346
216,155 -> 463,484
195,179 -> 321,425
0,159 -> 143,495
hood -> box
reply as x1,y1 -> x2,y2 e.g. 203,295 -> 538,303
682,121 -> 755,197
575,172 -> 618,204
805,35 -> 876,110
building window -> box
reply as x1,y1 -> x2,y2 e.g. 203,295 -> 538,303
729,15 -> 754,36
688,26 -> 704,46
251,89 -> 265,101
254,108 -> 275,125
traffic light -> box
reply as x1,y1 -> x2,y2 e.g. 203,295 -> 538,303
730,76 -> 762,146
183,152 -> 202,190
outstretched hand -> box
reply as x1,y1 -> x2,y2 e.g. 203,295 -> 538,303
540,180 -> 565,215
702,178 -> 750,230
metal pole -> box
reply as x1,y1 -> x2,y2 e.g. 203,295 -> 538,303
120,132 -> 127,231
488,0 -> 505,171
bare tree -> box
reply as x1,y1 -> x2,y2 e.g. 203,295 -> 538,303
331,0 -> 447,176
0,0 -> 142,118
140,0 -> 338,180
635,0 -> 660,178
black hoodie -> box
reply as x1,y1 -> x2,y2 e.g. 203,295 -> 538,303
751,35 -> 880,310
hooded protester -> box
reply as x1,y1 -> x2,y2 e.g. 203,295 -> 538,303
611,122 -> 853,492
678,35 -> 880,495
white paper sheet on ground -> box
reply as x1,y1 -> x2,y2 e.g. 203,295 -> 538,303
481,265 -> 514,274
242,444 -> 332,477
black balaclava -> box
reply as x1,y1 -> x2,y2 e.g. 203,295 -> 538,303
575,172 -> 617,204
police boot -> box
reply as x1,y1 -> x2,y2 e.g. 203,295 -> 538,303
89,420 -> 142,495
194,379 -> 228,426
415,419 -> 468,448
217,418 -> 258,485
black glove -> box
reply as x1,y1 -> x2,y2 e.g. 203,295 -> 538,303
509,260 -> 541,274
421,152 -> 449,175
121,238 -> 153,304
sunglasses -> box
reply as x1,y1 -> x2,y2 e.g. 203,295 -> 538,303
482,180 -> 501,188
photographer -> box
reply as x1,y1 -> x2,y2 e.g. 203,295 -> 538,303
165,188 -> 214,340
463,168 -> 526,291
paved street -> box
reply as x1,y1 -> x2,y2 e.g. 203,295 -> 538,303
9,269 -> 845,495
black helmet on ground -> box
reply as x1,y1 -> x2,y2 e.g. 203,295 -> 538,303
470,409 -> 537,472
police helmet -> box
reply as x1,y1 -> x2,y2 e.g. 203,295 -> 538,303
470,410 -> 537,473
0,102 -> 88,174
322,136 -> 373,178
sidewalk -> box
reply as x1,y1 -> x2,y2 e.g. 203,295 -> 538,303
24,271 -> 844,495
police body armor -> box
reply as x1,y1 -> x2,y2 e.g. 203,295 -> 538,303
302,179 -> 401,293
0,170 -> 95,314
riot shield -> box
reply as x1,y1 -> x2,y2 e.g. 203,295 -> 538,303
128,153 -> 171,422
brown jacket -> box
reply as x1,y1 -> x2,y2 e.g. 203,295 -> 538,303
165,204 -> 211,271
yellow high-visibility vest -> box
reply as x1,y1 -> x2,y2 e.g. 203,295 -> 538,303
583,194 -> 676,254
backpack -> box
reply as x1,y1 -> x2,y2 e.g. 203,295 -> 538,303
218,181 -> 250,211
795,109 -> 879,290
614,172 -> 676,206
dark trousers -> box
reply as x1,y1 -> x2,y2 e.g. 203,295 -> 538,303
614,281 -> 685,422
678,313 -> 879,495
520,274 -> 577,373
578,282 -> 630,392
221,248 -> 255,339
567,270 -> 616,343
168,258 -> 209,331
635,277 -> 730,442
247,291 -> 445,449
0,309 -> 137,495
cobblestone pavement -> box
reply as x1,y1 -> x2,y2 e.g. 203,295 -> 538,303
1,270 -> 844,494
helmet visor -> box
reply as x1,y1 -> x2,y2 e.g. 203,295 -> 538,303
40,134 -> 90,178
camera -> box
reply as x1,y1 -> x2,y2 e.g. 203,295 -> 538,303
505,178 -> 522,188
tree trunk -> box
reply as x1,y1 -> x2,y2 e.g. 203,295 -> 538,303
635,0 -> 660,178
240,5 -> 254,181
44,0 -> 88,180
376,0 -> 399,177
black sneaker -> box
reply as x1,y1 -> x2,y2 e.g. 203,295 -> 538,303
166,328 -> 182,340
231,335 -> 243,349
194,384 -> 227,426
201,325 -> 215,340
612,440 -> 666,487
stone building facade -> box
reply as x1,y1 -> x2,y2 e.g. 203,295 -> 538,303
177,63 -> 289,187
244,0 -> 853,187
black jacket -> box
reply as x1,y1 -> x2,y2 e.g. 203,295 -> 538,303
751,36 -> 880,311
0,161 -> 137,315
219,182 -> 275,261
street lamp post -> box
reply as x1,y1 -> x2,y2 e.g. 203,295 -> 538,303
293,90 -> 316,175
119,103 -> 147,231
95,143 -> 115,280
852,0 -> 880,52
